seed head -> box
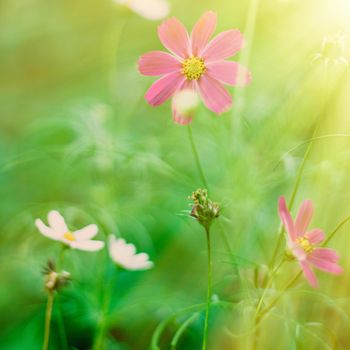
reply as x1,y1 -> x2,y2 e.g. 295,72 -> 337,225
43,261 -> 71,292
189,189 -> 220,230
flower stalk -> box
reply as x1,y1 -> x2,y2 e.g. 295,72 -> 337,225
202,226 -> 212,350
254,259 -> 285,320
92,267 -> 117,350
42,291 -> 54,350
187,124 -> 209,190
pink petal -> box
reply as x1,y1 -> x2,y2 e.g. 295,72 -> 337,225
158,17 -> 191,58
202,29 -> 244,62
191,11 -> 217,56
300,261 -> 318,288
278,196 -> 296,241
295,200 -> 313,237
138,51 -> 181,76
308,254 -> 343,274
197,74 -> 232,114
206,61 -> 252,86
310,248 -> 339,262
305,229 -> 325,244
145,72 -> 185,106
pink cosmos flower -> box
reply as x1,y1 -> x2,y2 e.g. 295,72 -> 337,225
278,196 -> 342,288
138,11 -> 251,124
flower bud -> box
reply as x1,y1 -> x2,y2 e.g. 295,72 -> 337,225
172,89 -> 199,120
189,189 -> 220,230
43,261 -> 71,292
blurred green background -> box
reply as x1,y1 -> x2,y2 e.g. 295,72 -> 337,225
1,0 -> 350,349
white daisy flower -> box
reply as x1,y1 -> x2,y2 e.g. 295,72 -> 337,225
114,0 -> 170,21
108,235 -> 154,270
35,210 -> 105,252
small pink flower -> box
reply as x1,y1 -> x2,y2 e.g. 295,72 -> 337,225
138,11 -> 251,124
278,196 -> 342,288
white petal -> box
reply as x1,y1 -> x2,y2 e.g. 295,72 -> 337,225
35,219 -> 61,241
122,242 -> 136,257
70,240 -> 105,251
48,210 -> 68,234
108,235 -> 153,270
109,236 -> 127,262
114,239 -> 136,261
73,224 -> 98,241
133,252 -> 149,263
125,259 -> 154,271
108,235 -> 121,261
129,0 -> 170,20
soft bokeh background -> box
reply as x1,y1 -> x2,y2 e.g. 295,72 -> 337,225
1,0 -> 350,349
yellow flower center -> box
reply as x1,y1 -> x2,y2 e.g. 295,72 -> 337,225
296,236 -> 313,253
182,57 -> 206,80
63,231 -> 75,242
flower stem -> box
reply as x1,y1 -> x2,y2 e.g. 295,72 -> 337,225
254,259 -> 284,320
57,245 -> 67,270
150,303 -> 206,350
251,259 -> 284,350
187,124 -> 209,190
256,271 -> 302,324
92,267 -> 117,350
171,312 -> 200,350
42,291 -> 54,350
202,226 -> 212,350
56,245 -> 69,350
323,214 -> 350,246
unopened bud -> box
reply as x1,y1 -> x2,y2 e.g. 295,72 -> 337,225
173,90 -> 199,118
43,261 -> 71,292
189,189 -> 220,230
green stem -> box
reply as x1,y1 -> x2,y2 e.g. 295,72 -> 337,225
202,226 -> 212,350
254,259 -> 284,319
252,259 -> 284,350
187,124 -> 209,190
92,267 -> 117,350
56,245 -> 69,350
57,245 -> 68,270
42,291 -> 54,350
150,304 -> 206,350
170,312 -> 199,349
56,296 -> 69,350
256,272 -> 302,324
323,214 -> 350,246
